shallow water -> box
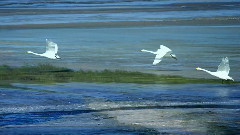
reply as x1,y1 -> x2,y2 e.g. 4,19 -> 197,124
1,0 -> 240,81
0,82 -> 240,134
1,25 -> 240,80
1,0 -> 240,134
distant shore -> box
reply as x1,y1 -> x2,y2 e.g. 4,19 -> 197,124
1,1 -> 239,14
1,17 -> 239,29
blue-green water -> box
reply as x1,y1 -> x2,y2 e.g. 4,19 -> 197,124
0,83 -> 240,134
1,26 -> 240,79
1,0 -> 240,134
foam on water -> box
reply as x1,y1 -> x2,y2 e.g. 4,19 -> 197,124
0,82 -> 240,134
0,82 -> 239,134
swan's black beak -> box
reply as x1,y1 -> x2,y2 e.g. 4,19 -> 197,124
55,54 -> 61,59
170,54 -> 177,60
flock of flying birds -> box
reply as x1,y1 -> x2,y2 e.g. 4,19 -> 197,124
27,39 -> 234,82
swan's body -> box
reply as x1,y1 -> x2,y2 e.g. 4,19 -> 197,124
196,57 -> 234,81
141,45 -> 177,65
27,39 -> 60,59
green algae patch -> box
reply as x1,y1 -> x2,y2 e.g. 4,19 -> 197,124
0,64 -> 73,84
0,64 -> 237,86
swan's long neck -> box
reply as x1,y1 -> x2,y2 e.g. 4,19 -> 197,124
196,67 -> 213,74
197,67 -> 234,81
27,51 -> 44,56
141,49 -> 156,54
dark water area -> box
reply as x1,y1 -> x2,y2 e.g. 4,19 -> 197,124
1,0 -> 239,8
1,0 -> 240,134
0,0 -> 240,26
0,83 -> 240,134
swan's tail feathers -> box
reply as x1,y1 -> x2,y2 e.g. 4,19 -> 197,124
228,76 -> 234,81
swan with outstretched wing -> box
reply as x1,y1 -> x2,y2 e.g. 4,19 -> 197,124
27,39 -> 61,59
141,45 -> 177,65
196,57 -> 233,82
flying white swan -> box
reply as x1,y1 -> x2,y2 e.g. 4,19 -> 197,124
196,57 -> 234,81
27,39 -> 61,59
141,45 -> 177,65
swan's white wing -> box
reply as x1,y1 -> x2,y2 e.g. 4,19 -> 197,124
153,48 -> 168,65
55,43 -> 58,54
217,57 -> 230,74
160,45 -> 174,57
160,45 -> 172,53
45,39 -> 57,54
153,53 -> 165,65
152,45 -> 172,65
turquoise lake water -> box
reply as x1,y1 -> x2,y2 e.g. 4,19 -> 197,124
0,0 -> 240,134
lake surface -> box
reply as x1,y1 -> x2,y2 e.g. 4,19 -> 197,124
1,82 -> 240,134
0,0 -> 240,134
